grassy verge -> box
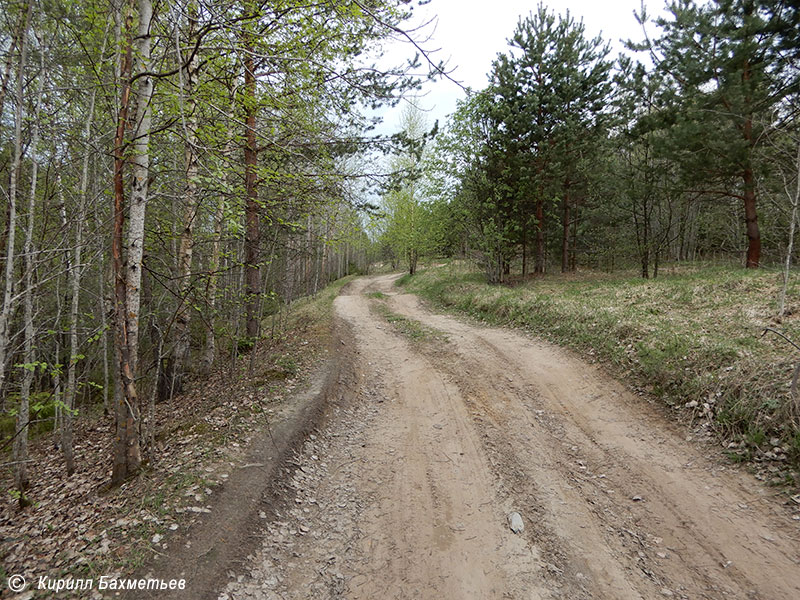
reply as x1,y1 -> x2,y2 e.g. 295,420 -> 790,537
399,262 -> 800,485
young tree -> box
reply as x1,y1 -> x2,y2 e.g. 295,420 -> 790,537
381,105 -> 436,275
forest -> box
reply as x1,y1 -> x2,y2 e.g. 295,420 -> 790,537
2,0 -> 800,596
0,0 -> 438,506
378,0 -> 800,287
0,0 -> 798,516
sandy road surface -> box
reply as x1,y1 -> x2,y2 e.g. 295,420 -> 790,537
219,274 -> 800,600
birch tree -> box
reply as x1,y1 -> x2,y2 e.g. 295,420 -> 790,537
0,0 -> 32,403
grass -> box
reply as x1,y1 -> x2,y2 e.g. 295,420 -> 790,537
399,261 -> 800,481
286,275 -> 356,340
370,300 -> 446,342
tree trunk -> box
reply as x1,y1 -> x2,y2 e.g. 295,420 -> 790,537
111,0 -> 141,486
535,199 -> 545,273
0,9 -> 27,282
203,197 -> 224,369
14,62 -> 41,502
570,194 -> 578,271
172,7 -> 200,392
741,56 -> 760,268
779,142 -> 800,317
561,183 -> 570,273
743,162 -> 760,268
62,26 -> 104,473
125,0 -> 154,380
58,182 -> 76,476
243,33 -> 261,342
0,7 -> 24,135
0,0 -> 32,403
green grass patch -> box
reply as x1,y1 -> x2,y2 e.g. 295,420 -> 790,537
372,302 -> 445,342
399,261 -> 800,477
288,275 -> 355,324
394,273 -> 413,287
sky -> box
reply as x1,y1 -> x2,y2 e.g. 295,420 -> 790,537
375,0 -> 669,134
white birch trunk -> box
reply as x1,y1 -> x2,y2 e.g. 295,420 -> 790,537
14,71 -> 42,496
202,198 -> 224,369
0,0 -> 32,402
125,0 -> 153,379
173,7 -> 199,389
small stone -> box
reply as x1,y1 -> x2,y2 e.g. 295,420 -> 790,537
152,534 -> 163,544
660,589 -> 673,597
508,512 -> 524,534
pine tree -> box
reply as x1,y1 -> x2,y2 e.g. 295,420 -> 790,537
643,0 -> 798,267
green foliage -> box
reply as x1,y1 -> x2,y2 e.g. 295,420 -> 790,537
1,392 -> 60,439
378,105 -> 440,274
419,1 -> 800,280
275,355 -> 299,376
422,5 -> 614,280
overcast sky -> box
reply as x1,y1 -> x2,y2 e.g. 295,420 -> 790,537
375,0 -> 669,134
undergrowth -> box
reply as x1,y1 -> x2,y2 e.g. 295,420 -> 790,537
0,275 -> 355,595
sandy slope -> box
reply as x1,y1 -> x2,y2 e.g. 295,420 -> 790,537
219,274 -> 800,600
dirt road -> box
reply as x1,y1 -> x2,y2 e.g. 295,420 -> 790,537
219,274 -> 800,600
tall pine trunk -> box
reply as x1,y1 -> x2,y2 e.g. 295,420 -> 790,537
743,161 -> 760,268
561,181 -> 570,273
742,57 -> 760,269
535,199 -> 545,273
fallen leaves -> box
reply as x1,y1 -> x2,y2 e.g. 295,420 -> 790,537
0,329 -> 329,596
